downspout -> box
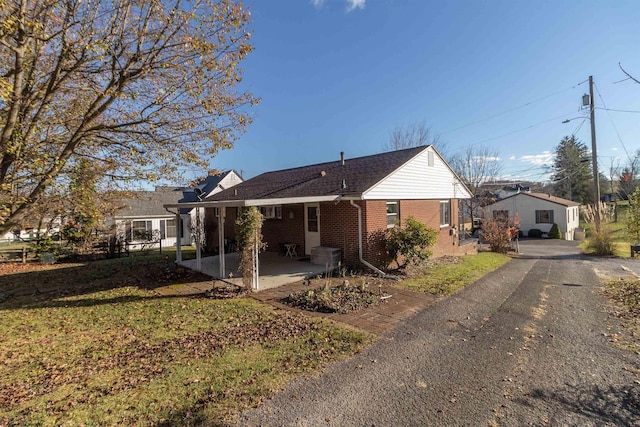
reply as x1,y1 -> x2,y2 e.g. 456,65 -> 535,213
349,200 -> 398,279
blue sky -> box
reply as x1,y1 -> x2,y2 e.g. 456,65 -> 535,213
187,0 -> 640,183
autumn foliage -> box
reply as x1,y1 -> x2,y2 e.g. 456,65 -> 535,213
481,214 -> 520,254
0,0 -> 258,234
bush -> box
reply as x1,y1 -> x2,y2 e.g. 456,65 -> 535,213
586,228 -> 615,256
548,223 -> 562,239
481,215 -> 520,254
528,229 -> 543,238
386,216 -> 438,268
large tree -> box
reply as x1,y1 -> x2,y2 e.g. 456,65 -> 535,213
0,0 -> 258,235
449,145 -> 502,220
551,136 -> 592,204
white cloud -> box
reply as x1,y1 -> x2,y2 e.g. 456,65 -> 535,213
311,0 -> 365,12
346,0 -> 365,12
612,147 -> 618,151
509,155 -> 516,161
519,151 -> 555,166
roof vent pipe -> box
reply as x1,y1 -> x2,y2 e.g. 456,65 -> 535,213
340,151 -> 345,166
341,179 -> 347,189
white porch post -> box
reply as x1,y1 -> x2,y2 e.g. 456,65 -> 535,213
253,229 -> 259,290
175,211 -> 182,263
218,207 -> 226,278
195,207 -> 202,271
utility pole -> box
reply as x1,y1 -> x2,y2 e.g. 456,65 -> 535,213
588,76 -> 601,231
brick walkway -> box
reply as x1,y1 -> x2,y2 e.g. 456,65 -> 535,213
156,279 -> 437,335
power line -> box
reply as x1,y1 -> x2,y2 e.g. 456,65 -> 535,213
596,107 -> 640,114
440,80 -> 588,135
461,112 -> 577,147
594,83 -> 632,160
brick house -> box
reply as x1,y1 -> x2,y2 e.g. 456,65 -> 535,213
169,146 -> 476,275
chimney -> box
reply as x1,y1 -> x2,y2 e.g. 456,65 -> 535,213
340,151 -> 345,166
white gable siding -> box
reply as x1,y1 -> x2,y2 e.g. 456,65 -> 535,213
485,194 -> 580,240
204,171 -> 243,199
362,147 -> 471,200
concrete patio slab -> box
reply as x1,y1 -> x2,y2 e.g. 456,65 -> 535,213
178,251 -> 330,290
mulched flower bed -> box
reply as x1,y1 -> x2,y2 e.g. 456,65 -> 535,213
282,279 -> 390,314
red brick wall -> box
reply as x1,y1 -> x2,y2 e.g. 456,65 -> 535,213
360,199 -> 476,267
204,199 -> 476,268
318,201 -> 361,266
260,204 -> 305,254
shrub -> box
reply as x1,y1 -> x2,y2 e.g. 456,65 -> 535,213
628,188 -> 640,241
481,214 -> 520,254
586,228 -> 615,256
548,223 -> 562,239
386,216 -> 438,268
528,229 -> 543,238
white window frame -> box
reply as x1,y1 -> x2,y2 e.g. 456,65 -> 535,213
260,205 -> 282,219
386,201 -> 399,228
440,200 -> 451,227
535,210 -> 554,224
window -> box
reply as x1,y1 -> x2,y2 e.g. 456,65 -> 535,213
440,200 -> 451,227
160,219 -> 177,239
386,201 -> 399,227
535,210 -> 554,224
493,210 -> 509,222
128,220 -> 152,241
260,205 -> 282,219
166,219 -> 177,238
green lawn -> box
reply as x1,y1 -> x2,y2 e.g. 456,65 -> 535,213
399,252 -> 511,295
0,254 -> 370,426
0,246 -> 513,425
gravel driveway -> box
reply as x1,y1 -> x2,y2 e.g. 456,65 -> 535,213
238,240 -> 640,426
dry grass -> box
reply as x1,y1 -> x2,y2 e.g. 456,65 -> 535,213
0,255 -> 371,426
602,278 -> 640,353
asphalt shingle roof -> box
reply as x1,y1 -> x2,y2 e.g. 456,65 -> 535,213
498,192 -> 580,207
116,190 -> 183,217
209,146 -> 427,202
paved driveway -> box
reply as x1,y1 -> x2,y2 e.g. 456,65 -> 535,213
238,240 -> 640,426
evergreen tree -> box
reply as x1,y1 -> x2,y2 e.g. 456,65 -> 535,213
551,136 -> 592,203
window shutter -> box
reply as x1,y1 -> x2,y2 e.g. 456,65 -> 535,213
549,210 -> 554,224
160,220 -> 166,239
535,210 -> 540,223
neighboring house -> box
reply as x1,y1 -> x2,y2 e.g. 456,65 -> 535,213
0,218 -> 62,243
495,184 -> 531,200
107,189 -> 190,249
172,146 -> 476,273
178,171 -> 243,250
484,192 -> 580,240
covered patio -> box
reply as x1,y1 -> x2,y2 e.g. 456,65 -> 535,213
179,251 -> 330,290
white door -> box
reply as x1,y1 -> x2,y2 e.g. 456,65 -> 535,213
304,203 -> 321,255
